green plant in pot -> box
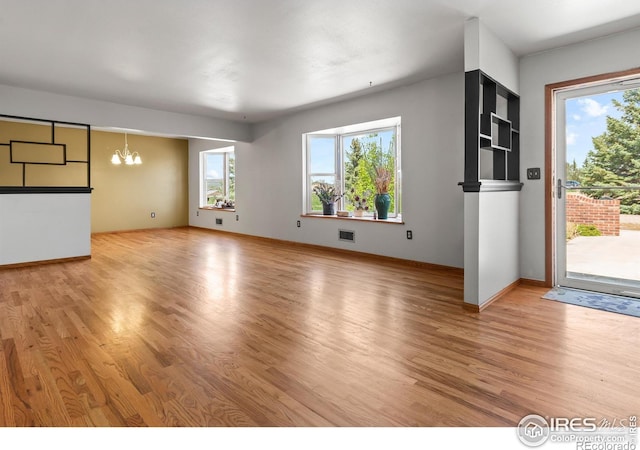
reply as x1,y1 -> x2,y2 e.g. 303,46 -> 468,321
313,182 -> 343,215
372,166 -> 392,219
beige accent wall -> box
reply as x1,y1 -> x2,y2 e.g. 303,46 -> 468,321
0,120 -> 89,187
91,131 -> 188,233
0,119 -> 188,233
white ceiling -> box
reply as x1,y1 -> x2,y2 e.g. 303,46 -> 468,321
1,0 -> 640,123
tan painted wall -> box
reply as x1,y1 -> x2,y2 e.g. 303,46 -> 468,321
91,131 -> 188,233
0,120 -> 188,233
0,119 -> 89,187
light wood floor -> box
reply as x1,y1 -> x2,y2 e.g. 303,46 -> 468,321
0,227 -> 638,426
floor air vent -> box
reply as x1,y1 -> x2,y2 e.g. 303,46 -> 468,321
339,229 -> 355,243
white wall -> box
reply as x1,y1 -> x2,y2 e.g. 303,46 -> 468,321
0,194 -> 91,265
0,83 -> 251,142
464,191 -> 520,304
478,191 -> 520,300
464,194 -> 480,303
519,27 -> 640,282
464,18 -> 519,94
190,73 -> 465,268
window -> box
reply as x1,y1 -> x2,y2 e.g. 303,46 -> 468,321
304,117 -> 401,217
200,146 -> 235,208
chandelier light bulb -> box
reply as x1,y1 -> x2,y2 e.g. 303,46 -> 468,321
110,132 -> 142,166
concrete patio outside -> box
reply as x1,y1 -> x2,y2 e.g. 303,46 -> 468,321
566,215 -> 640,282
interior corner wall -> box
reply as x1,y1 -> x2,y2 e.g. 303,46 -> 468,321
189,72 -> 465,269
464,18 -> 520,306
519,27 -> 640,282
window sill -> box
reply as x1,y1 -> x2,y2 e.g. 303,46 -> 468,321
301,214 -> 404,224
199,207 -> 236,212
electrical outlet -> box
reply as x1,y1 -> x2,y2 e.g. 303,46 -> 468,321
151,212 -> 156,218
215,218 -> 222,225
527,168 -> 541,180
196,211 -> 199,216
407,230 -> 413,240
296,220 -> 301,228
236,215 -> 239,221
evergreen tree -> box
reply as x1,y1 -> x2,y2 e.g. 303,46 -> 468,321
581,89 -> 640,211
566,158 -> 583,184
344,138 -> 363,196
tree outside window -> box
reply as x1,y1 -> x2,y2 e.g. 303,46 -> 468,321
200,147 -> 235,207
305,118 -> 401,217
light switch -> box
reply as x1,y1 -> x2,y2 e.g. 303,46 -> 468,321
527,168 -> 541,180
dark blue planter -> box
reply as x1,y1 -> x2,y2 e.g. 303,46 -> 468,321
322,202 -> 336,215
374,193 -> 391,219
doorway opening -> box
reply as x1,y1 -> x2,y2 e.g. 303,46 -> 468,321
552,72 -> 640,298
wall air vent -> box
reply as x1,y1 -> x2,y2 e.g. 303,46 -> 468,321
339,229 -> 355,243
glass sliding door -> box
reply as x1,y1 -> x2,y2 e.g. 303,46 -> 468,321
555,80 -> 640,298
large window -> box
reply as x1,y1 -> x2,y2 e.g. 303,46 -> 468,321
200,146 -> 235,208
304,117 -> 401,217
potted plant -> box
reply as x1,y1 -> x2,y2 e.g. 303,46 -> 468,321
349,188 -> 370,217
313,182 -> 343,215
372,165 -> 392,219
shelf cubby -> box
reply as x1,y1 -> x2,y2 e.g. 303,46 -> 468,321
460,70 -> 522,192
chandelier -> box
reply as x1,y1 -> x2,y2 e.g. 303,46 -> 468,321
110,133 -> 142,165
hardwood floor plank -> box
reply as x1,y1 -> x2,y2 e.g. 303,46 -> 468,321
0,227 -> 638,426
27,349 -> 74,426
262,367 -> 358,426
0,345 -> 17,426
2,338 -> 34,425
78,342 -> 164,427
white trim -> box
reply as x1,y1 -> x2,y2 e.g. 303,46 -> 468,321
555,81 -> 640,296
304,118 -> 402,217
199,146 -> 235,207
309,116 -> 401,135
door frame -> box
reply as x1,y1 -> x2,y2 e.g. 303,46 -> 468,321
544,67 -> 640,287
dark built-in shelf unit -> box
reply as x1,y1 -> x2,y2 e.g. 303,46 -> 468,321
460,69 -> 523,192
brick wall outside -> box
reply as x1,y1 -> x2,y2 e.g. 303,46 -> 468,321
566,192 -> 620,236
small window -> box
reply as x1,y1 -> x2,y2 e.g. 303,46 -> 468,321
307,136 -> 337,212
200,146 -> 235,208
303,117 -> 401,218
